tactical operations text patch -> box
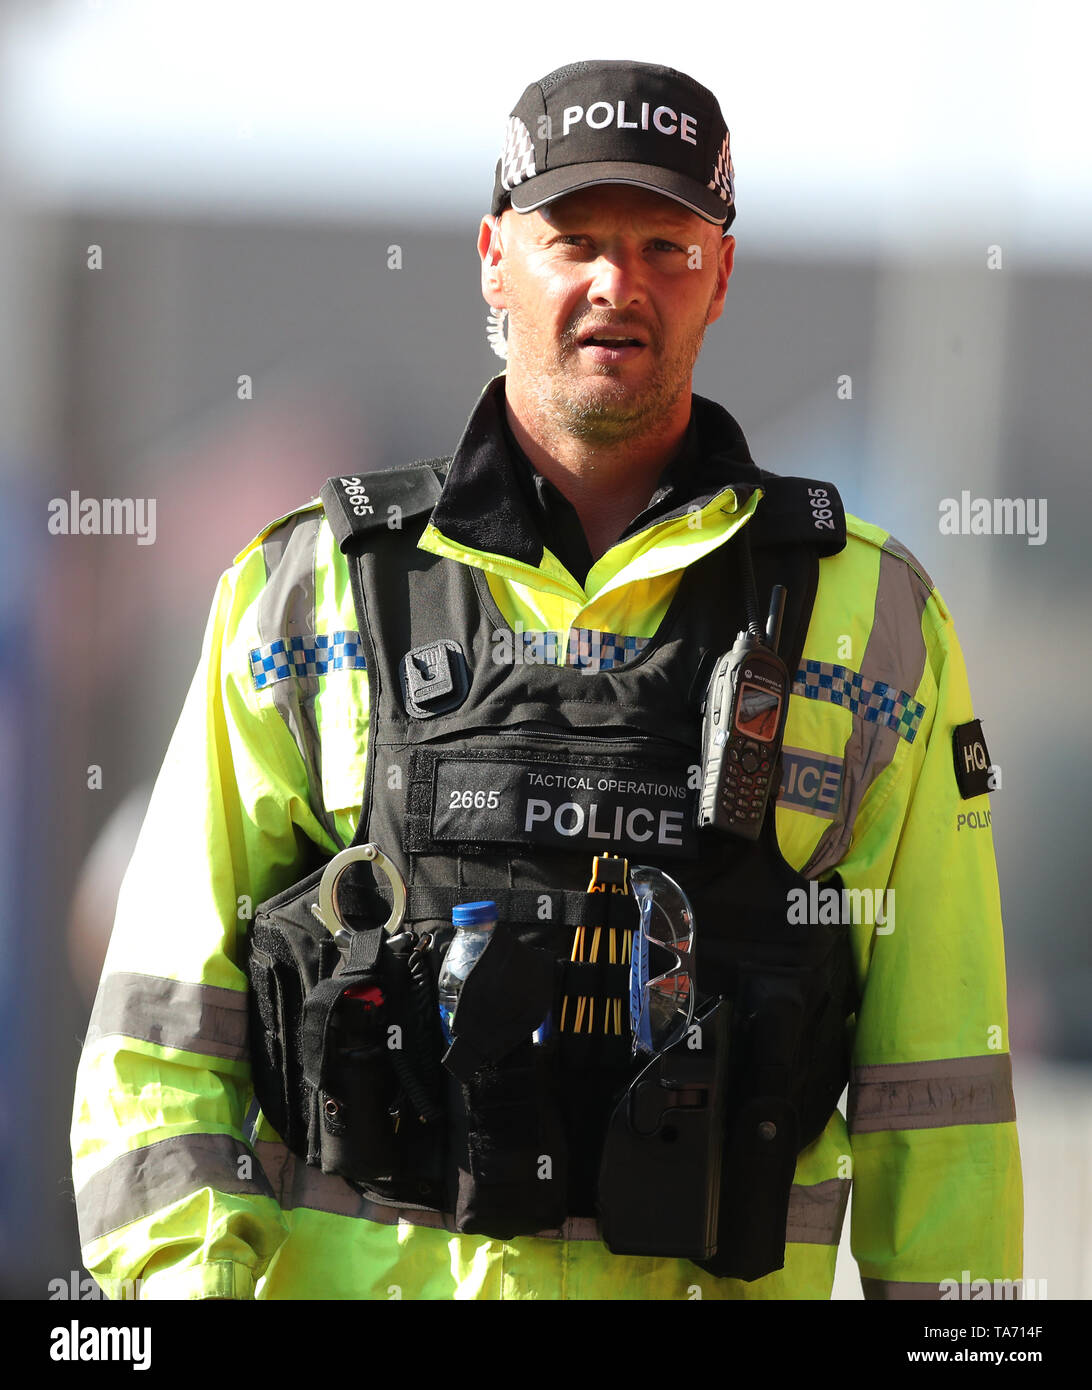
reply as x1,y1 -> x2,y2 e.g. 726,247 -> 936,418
953,719 -> 992,799
424,752 -> 699,859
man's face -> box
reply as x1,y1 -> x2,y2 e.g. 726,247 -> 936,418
479,185 -> 734,445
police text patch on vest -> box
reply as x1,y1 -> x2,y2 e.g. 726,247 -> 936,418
429,753 -> 698,858
953,720 -> 992,799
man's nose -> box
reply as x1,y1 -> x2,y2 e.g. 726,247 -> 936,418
586,249 -> 645,308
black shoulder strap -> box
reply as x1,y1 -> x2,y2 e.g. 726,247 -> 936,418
749,472 -> 847,557
320,461 -> 449,553
314,462 -> 454,912
742,468 -> 846,681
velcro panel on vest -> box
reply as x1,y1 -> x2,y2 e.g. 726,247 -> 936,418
750,476 -> 846,556
405,885 -> 637,933
321,465 -> 443,551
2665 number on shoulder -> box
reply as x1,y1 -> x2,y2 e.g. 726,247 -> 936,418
809,486 -> 835,530
340,476 -> 374,517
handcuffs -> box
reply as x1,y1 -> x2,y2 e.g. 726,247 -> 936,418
311,843 -> 407,946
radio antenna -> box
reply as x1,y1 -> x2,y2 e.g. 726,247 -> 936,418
765,586 -> 786,654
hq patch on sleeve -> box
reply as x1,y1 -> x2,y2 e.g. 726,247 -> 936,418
952,719 -> 992,799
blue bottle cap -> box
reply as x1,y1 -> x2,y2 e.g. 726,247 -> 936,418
452,900 -> 498,927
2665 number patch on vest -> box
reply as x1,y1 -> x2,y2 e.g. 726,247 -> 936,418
429,753 -> 699,858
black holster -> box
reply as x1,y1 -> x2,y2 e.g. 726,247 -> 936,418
598,998 -> 730,1260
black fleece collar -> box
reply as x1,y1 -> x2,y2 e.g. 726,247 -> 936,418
430,375 -> 764,568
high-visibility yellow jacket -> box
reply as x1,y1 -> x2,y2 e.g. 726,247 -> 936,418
71,376 -> 1022,1300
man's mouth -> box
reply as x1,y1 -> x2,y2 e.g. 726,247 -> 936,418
576,327 -> 648,362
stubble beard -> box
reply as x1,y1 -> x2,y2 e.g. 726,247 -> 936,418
506,297 -> 713,450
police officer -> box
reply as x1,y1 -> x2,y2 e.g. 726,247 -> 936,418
71,60 -> 1022,1301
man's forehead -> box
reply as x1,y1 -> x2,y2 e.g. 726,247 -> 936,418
514,185 -> 704,233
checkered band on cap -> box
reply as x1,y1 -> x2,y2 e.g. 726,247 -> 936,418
500,115 -> 537,191
707,131 -> 735,205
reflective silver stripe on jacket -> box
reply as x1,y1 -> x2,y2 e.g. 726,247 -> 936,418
879,534 -> 935,593
257,513 -> 346,852
84,972 -> 248,1060
848,1053 -> 1016,1133
861,1277 -> 947,1300
75,1134 -> 274,1244
862,1276 -> 1022,1301
803,545 -> 931,879
785,1178 -> 850,1246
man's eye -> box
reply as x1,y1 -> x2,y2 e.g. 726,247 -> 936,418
650,240 -> 684,253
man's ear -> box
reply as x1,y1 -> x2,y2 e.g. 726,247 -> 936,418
478,214 -> 507,310
705,233 -> 735,327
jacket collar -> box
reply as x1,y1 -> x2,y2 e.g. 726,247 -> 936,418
430,374 -> 763,567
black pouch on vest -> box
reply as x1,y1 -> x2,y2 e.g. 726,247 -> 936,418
248,864 -> 339,1155
442,923 -> 567,1238
301,926 -> 399,1179
248,872 -> 447,1203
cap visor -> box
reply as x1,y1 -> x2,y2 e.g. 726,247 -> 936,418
508,161 -> 730,225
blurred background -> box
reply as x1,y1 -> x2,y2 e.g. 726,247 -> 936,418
1,0 -> 1089,1300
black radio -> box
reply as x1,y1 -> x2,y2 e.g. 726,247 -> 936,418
697,586 -> 790,841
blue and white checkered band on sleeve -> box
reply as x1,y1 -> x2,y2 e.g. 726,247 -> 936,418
792,660 -> 927,744
500,115 -> 537,191
707,131 -> 734,205
249,631 -> 366,690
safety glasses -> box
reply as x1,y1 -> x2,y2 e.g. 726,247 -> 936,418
629,866 -> 696,1056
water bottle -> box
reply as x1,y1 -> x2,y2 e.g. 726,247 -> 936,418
438,900 -> 497,1045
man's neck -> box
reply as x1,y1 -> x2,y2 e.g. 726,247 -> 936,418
503,394 -> 692,562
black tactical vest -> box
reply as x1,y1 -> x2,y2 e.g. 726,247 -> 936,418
248,462 -> 858,1281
